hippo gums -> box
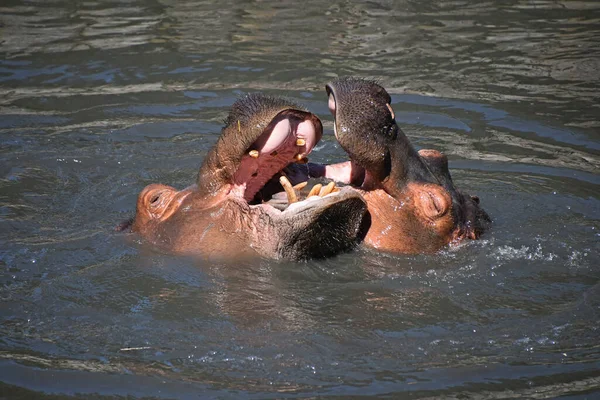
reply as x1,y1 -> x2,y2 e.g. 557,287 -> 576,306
129,94 -> 368,260
320,77 -> 491,254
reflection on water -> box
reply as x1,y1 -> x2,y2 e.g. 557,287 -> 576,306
1,0 -> 599,398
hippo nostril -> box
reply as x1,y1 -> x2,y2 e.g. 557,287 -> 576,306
150,194 -> 160,204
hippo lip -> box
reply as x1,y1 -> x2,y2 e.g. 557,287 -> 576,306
325,79 -> 397,192
324,84 -> 369,189
282,186 -> 358,214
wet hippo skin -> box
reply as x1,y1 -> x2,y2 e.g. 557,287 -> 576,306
127,94 -> 368,260
313,77 -> 491,254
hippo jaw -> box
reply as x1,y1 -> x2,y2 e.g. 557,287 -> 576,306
132,182 -> 368,260
324,77 -> 490,253
324,77 -> 452,218
130,94 -> 369,260
253,186 -> 369,260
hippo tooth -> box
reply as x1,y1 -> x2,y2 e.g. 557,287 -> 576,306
249,150 -> 260,158
296,138 -> 306,147
386,103 -> 395,120
319,181 -> 336,197
307,183 -> 322,198
279,176 -> 298,204
295,154 -> 308,164
293,181 -> 308,191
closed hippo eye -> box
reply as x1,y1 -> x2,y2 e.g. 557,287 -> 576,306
427,190 -> 447,217
412,184 -> 451,220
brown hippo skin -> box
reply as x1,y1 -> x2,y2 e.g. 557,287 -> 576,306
130,94 -> 368,260
315,77 -> 491,254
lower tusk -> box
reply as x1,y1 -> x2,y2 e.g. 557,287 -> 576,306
279,176 -> 298,204
307,183 -> 322,198
293,181 -> 308,190
386,103 -> 395,120
295,154 -> 308,164
319,181 -> 336,196
249,150 -> 259,158
296,138 -> 306,147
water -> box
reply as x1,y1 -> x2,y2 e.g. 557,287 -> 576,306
1,0 -> 599,398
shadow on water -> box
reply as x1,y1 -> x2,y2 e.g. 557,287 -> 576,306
0,0 -> 599,398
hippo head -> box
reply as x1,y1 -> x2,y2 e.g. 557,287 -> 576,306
130,94 -> 368,260
324,77 -> 490,253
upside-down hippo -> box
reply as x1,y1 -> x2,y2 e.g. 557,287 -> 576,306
311,77 -> 491,254
128,94 -> 368,260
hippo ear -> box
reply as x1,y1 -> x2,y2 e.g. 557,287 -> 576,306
418,149 -> 450,179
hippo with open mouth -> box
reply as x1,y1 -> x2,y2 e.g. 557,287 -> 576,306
312,77 -> 491,254
128,94 -> 368,260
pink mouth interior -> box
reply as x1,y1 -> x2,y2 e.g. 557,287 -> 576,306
232,117 -> 318,203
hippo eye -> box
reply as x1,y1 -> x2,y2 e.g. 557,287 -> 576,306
151,195 -> 160,204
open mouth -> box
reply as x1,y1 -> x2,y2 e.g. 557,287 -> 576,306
257,169 -> 344,212
229,110 -> 345,212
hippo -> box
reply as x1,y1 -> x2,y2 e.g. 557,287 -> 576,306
128,94 -> 368,260
308,77 -> 491,254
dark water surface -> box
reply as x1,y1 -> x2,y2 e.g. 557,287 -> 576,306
1,0 -> 599,398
